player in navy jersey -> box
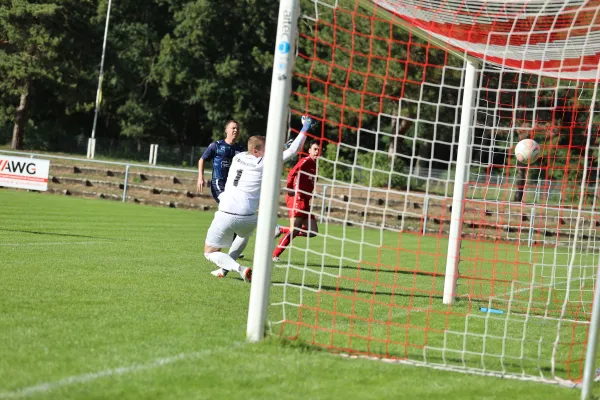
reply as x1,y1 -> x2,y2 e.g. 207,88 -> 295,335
197,120 -> 246,203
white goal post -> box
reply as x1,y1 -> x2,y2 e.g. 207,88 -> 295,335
246,0 -> 301,342
443,60 -> 478,305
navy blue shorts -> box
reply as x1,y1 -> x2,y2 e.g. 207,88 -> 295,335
210,179 -> 226,203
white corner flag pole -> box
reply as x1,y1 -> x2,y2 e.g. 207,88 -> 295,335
247,0 -> 300,342
88,0 -> 113,159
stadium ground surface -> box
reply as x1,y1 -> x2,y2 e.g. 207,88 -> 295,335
0,189 -> 589,399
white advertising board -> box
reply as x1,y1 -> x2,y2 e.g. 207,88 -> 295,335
0,156 -> 50,191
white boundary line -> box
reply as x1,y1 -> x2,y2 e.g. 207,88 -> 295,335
0,343 -> 243,399
338,352 -> 581,388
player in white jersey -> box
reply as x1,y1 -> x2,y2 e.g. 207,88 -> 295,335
203,116 -> 313,281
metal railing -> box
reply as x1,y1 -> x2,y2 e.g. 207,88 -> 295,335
0,149 -> 200,203
4,149 -> 590,235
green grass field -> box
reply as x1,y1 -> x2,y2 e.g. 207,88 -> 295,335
0,189 -> 593,399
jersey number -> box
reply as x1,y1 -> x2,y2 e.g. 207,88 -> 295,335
233,169 -> 243,186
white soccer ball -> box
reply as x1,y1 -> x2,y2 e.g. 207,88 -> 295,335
514,139 -> 541,164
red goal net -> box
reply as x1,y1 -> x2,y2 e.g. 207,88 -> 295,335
270,0 -> 600,385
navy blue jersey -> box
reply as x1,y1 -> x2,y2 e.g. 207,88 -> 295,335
201,140 -> 245,181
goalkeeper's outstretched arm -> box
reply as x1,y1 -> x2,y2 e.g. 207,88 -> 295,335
282,116 -> 314,162
282,132 -> 306,162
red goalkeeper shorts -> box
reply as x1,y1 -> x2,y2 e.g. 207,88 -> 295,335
286,194 -> 312,218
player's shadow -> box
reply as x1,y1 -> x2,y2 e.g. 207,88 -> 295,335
316,284 -> 443,300
304,262 -> 444,280
274,262 -> 443,300
0,228 -> 115,240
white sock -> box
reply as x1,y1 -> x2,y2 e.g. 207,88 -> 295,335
228,236 -> 250,260
204,252 -> 242,273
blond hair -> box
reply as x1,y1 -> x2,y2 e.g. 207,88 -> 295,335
248,135 -> 266,152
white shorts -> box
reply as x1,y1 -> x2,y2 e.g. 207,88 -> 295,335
205,211 -> 258,249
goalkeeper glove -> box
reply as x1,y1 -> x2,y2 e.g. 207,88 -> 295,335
301,115 -> 317,132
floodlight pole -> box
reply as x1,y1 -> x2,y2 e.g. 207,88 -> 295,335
246,0 -> 300,342
443,60 -> 479,305
88,0 -> 113,159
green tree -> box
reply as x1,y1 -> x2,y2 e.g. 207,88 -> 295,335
0,0 -> 106,150
0,1 -> 64,149
93,0 -> 179,143
151,0 -> 278,143
292,0 -> 463,189
0,0 -> 283,156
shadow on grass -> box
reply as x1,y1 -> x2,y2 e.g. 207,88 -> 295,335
0,228 -> 117,240
304,261 -> 445,279
320,284 -> 443,300
272,279 -> 443,300
274,262 -> 444,299
265,335 -> 321,354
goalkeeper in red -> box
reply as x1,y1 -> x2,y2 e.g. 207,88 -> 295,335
272,140 -> 320,261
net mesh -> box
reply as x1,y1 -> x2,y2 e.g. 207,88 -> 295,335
269,0 -> 600,384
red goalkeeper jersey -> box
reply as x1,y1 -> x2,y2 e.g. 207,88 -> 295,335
286,156 -> 316,198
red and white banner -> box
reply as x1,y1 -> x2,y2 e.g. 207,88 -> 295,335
0,156 -> 50,191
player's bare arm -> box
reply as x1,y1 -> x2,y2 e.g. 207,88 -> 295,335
197,158 -> 206,192
198,141 -> 219,194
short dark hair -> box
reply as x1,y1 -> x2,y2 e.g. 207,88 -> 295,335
225,120 -> 239,129
307,140 -> 320,149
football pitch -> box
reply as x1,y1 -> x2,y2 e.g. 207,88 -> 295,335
0,189 -> 587,399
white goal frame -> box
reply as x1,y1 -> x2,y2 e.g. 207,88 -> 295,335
248,1 -> 600,398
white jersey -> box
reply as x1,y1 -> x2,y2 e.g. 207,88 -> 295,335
218,153 -> 265,215
218,132 -> 306,215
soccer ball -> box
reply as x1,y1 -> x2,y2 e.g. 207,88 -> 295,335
514,139 -> 541,164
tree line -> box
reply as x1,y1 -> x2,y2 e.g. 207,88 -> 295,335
2,0 -> 595,197
1,0 -> 279,152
